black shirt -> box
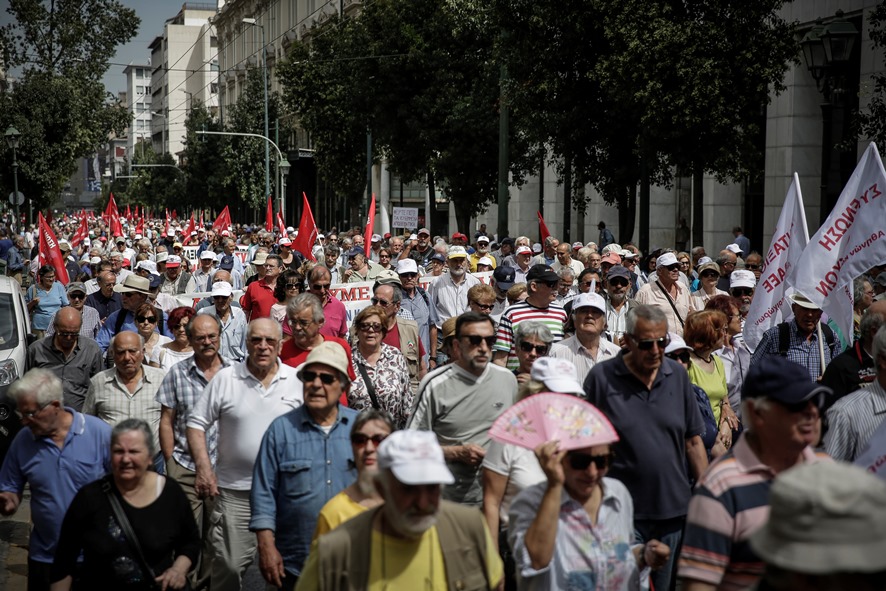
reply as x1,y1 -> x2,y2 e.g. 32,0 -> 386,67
85,291 -> 123,322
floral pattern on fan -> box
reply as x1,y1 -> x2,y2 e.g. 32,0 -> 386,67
489,392 -> 619,451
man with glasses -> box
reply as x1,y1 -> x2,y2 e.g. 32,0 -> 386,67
602,265 -> 638,345
494,264 -> 568,371
373,281 -> 426,390
45,282 -> 101,338
679,356 -> 829,591
397,258 -> 439,367
585,305 -> 708,591
96,275 -> 172,354
250,342 -> 357,589
27,306 -> 102,411
408,312 -> 517,506
240,253 -> 283,320
635,251 -> 694,337
156,314 -> 231,590
744,251 -> 763,283
307,266 -> 347,339
715,249 -> 738,292
198,281 -> 247,362
729,269 -> 756,321
187,318 -> 303,591
427,245 -> 481,332
550,292 -> 621,383
0,369 -> 111,591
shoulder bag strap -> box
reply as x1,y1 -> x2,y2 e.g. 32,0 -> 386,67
355,362 -> 381,410
655,280 -> 685,328
102,478 -> 161,590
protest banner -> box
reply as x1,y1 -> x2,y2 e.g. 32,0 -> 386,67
392,207 -> 419,229
744,173 -> 808,351
234,245 -> 249,265
181,245 -> 199,271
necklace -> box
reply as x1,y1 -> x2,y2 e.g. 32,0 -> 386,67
691,350 -> 713,364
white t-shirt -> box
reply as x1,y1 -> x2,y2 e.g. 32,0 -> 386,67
187,360 -> 303,489
481,440 -> 546,527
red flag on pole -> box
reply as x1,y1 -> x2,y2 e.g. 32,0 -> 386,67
211,206 -> 231,234
165,209 -> 172,237
184,212 -> 195,240
537,211 -> 551,244
135,216 -> 144,236
124,204 -> 131,221
291,193 -> 318,261
106,193 -> 123,237
363,194 -> 376,255
265,196 -> 274,232
70,216 -> 89,248
276,212 -> 288,238
38,212 -> 69,285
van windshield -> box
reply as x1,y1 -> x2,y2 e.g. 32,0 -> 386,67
0,294 -> 20,351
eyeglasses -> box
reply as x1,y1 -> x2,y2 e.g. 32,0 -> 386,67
471,302 -> 495,311
460,334 -> 497,348
519,342 -> 548,355
379,254 -> 391,259
665,264 -> 680,271
301,370 -> 339,385
285,283 -> 301,290
289,318 -> 315,329
311,283 -> 330,291
567,451 -> 614,471
732,287 -> 754,297
630,335 -> 670,350
16,402 -> 51,420
679,260 -> 690,266
68,293 -> 85,300
57,331 -> 80,338
700,272 -> 719,279
371,297 -> 393,307
772,398 -> 818,414
400,273 -> 417,279
745,264 -> 761,270
358,322 -> 384,333
249,336 -> 279,345
136,315 -> 157,324
351,433 -> 387,446
666,351 -> 691,364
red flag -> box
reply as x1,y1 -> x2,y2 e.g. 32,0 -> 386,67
135,216 -> 144,236
200,210 -> 205,229
184,212 -> 195,240
106,193 -> 123,237
165,209 -> 172,237
537,211 -> 551,244
38,212 -> 69,285
265,196 -> 274,232
70,216 -> 89,248
211,206 -> 231,234
124,204 -> 131,221
276,211 -> 288,238
363,193 -> 376,255
291,193 -> 318,261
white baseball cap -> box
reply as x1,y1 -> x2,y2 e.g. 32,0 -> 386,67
656,252 -> 679,268
377,431 -> 454,485
725,243 -> 743,255
730,269 -> 756,290
210,281 -> 233,298
529,358 -> 584,396
396,258 -> 419,275
516,245 -> 532,255
571,292 -> 606,314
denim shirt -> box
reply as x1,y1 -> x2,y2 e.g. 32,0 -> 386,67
249,404 -> 358,576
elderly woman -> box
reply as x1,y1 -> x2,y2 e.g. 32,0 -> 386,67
272,269 -> 304,337
135,302 -> 171,362
27,264 -> 68,338
509,433 -> 670,590
706,295 -> 750,424
50,419 -> 199,590
513,321 -> 554,385
313,409 -> 394,539
376,247 -> 394,270
150,306 -> 197,370
691,261 -> 727,309
348,305 -> 413,429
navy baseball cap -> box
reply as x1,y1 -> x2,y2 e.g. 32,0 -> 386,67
526,264 -> 559,283
429,253 -> 446,264
347,246 -> 366,258
741,356 -> 831,407
493,265 -> 516,290
607,265 -> 631,281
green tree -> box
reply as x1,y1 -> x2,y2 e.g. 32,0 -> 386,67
0,0 -> 139,214
852,3 -> 886,146
180,101 -> 231,212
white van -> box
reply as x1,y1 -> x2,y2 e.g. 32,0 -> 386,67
0,276 -> 31,461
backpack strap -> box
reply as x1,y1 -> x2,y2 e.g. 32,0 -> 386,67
777,322 -> 790,356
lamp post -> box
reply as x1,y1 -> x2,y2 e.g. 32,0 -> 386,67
243,17 -> 271,204
800,10 -> 859,224
4,127 -> 21,231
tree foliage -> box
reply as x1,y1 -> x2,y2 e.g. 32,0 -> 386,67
180,101 -> 231,212
853,2 -> 886,146
0,0 -> 139,214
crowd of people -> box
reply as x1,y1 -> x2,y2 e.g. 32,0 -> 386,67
1,217 -> 886,591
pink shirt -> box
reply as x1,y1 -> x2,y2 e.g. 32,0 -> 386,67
321,295 -> 348,339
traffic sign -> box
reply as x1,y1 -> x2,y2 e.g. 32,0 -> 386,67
8,192 -> 23,206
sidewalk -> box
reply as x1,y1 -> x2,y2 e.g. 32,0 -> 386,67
0,494 -> 30,591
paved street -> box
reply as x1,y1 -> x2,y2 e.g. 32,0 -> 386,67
0,492 -> 30,591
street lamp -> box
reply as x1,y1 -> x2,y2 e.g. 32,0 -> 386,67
279,158 -> 290,217
800,10 -> 859,224
243,17 -> 271,203
4,127 -> 21,230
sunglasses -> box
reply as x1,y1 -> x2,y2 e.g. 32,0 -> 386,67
665,264 -> 680,271
136,315 -> 157,324
301,370 -> 338,385
460,334 -> 497,347
371,297 -> 392,307
57,331 -> 80,338
772,398 -> 819,414
567,451 -> 614,471
519,342 -> 548,355
351,433 -> 387,446
745,264 -> 761,270
471,302 -> 495,311
400,272 -> 417,279
311,283 -> 330,291
700,272 -> 719,279
630,335 -> 670,350
358,322 -> 384,333
608,279 -> 629,288
285,283 -> 301,290
732,287 -> 754,297
667,351 -> 691,364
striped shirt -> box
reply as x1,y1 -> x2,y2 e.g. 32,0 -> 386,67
824,381 -> 886,461
678,434 -> 828,590
494,301 -> 568,371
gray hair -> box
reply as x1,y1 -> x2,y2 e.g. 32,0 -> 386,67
544,236 -> 559,247
374,282 -> 402,304
861,308 -> 886,343
286,293 -> 324,323
352,409 -> 395,435
854,277 -> 871,304
716,250 -> 736,266
111,418 -> 157,459
9,368 -> 64,406
514,320 -> 554,346
557,267 -> 575,281
873,325 -> 886,362
324,244 -> 341,257
625,305 -> 668,335
247,317 -> 284,341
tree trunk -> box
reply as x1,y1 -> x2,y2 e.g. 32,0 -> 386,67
427,168 -> 439,236
562,157 -> 572,243
692,165 -> 703,247
639,159 -> 650,254
617,184 -> 636,244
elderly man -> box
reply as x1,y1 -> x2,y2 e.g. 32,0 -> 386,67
240,253 -> 282,320
715,249 -> 738,292
552,241 -> 584,278
584,305 -> 708,591
729,269 -> 756,319
187,318 -> 303,591
635,251 -> 694,336
428,244 -> 482,322
554,267 -> 577,306
397,258 -> 439,365
306,265 -> 348,339
825,325 -> 886,462
469,235 -> 497,272
679,356 -> 830,591
0,369 -> 111,591
27,307 -> 102,411
159,254 -> 191,295
251,342 -> 358,589
188,250 -> 218,292
494,264 -> 568,371
109,251 -> 133,284
532,236 -> 559,267
45,282 -> 101,339
750,291 -> 841,382
4,234 -> 28,284
603,265 -> 638,345
743,251 -> 763,283
408,312 -> 517,506
345,248 -> 382,283
405,227 -> 435,267
321,244 -> 346,284
280,293 -> 356,383
85,331 -> 166,468
549,292 -> 621,383
373,281 -> 426,389
156,314 -> 230,590
296,430 -> 503,591
96,274 -> 171,353
198,281 -> 247,362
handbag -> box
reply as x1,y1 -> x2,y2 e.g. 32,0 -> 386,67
356,362 -> 382,410
102,477 -> 163,591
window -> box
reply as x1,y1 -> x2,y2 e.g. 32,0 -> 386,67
211,83 -> 218,94
136,102 -> 148,113
136,85 -> 144,95
145,86 -> 151,94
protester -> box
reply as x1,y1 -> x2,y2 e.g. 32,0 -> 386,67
635,252 -> 693,337
549,292 -> 621,383
44,282 -> 101,339
27,264 -> 68,338
150,306 -> 197,370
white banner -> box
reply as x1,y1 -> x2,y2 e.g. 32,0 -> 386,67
392,207 -> 419,229
791,143 -> 886,317
744,173 -> 808,351
855,418 -> 886,481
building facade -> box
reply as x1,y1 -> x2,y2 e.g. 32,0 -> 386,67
122,63 -> 153,163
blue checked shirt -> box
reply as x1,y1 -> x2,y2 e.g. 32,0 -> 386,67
750,320 -> 841,382
155,355 -> 230,471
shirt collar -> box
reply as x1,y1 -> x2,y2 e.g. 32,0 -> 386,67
298,404 -> 353,429
560,476 -> 623,511
731,432 -> 819,475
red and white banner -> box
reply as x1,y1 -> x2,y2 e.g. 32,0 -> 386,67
291,193 -> 318,261
38,212 -> 70,285
744,173 -> 808,351
790,143 -> 886,339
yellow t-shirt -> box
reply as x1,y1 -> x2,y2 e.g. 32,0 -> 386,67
688,356 -> 728,424
313,491 -> 368,541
